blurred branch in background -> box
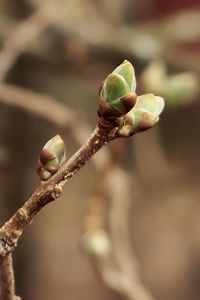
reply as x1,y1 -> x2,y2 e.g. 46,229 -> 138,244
0,0 -> 199,77
0,2 -> 62,82
0,84 -> 74,129
0,82 -> 111,168
82,147 -> 155,300
108,167 -> 154,300
24,1 -> 200,70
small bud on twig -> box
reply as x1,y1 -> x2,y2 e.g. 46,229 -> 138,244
37,135 -> 66,181
117,94 -> 165,137
98,60 -> 137,120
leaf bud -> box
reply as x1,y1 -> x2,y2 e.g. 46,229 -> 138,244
37,135 -> 66,181
98,60 -> 137,120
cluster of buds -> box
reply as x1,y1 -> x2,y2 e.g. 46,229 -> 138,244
98,60 -> 165,137
36,60 -> 165,180
37,135 -> 66,181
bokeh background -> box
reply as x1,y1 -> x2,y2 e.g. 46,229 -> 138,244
0,0 -> 200,299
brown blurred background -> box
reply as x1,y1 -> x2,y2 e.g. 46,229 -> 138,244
0,0 -> 200,299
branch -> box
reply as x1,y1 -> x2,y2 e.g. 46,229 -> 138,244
0,119 -> 116,260
0,254 -> 20,300
0,83 -> 111,299
0,60 -> 164,299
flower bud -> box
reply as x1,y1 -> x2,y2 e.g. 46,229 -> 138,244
98,60 -> 137,120
37,135 -> 66,181
117,94 -> 165,137
134,94 -> 165,118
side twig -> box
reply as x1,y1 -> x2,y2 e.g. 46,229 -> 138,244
83,159 -> 155,300
108,167 -> 155,300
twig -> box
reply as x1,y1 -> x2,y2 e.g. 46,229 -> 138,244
0,83 -> 131,297
83,156 -> 155,300
108,167 -> 155,300
93,254 -> 124,293
0,82 -> 114,298
0,83 -> 111,299
0,254 -> 19,300
0,69 -> 160,299
0,118 -> 116,260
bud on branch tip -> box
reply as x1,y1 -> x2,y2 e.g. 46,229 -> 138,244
37,135 -> 66,181
98,60 -> 137,120
97,60 -> 165,136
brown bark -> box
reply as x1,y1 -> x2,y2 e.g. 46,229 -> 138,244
0,254 -> 19,300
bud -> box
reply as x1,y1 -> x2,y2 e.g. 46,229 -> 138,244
141,60 -> 198,107
163,73 -> 198,106
134,94 -> 165,118
98,60 -> 137,120
37,135 -> 66,181
117,94 -> 165,137
82,231 -> 111,257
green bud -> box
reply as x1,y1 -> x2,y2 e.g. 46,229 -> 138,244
112,59 -> 136,92
100,73 -> 130,103
98,93 -> 137,120
98,60 -> 137,120
37,135 -> 66,181
163,73 -> 198,106
117,94 -> 165,137
141,60 -> 198,107
134,94 -> 165,119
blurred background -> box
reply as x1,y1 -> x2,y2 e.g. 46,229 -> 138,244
0,0 -> 200,299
